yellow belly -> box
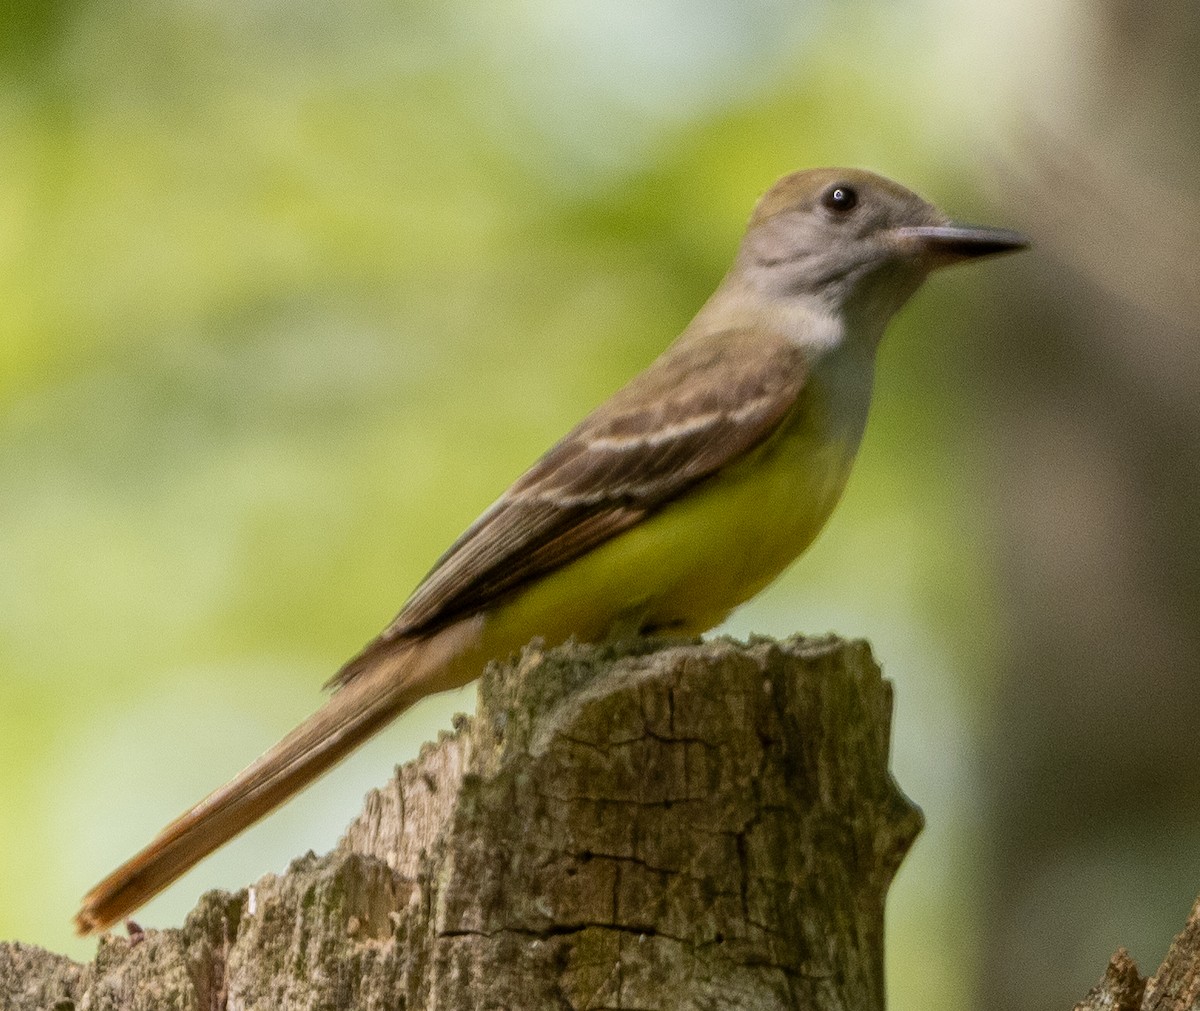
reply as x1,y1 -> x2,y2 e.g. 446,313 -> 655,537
475,377 -> 866,664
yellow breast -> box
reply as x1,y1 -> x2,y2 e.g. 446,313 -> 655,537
475,361 -> 871,666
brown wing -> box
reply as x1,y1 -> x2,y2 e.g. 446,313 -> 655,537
330,327 -> 808,687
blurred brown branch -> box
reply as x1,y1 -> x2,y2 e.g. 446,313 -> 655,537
979,30 -> 1200,1000
1009,123 -> 1200,397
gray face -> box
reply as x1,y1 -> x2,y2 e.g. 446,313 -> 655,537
737,173 -> 947,318
735,168 -> 1027,325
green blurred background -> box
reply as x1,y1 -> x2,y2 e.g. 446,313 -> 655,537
2,2 -> 1198,1009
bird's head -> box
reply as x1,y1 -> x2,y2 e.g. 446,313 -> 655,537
735,167 -> 1027,327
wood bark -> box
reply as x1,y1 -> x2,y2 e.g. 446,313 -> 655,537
0,634 -> 923,1010
1074,897 -> 1200,1011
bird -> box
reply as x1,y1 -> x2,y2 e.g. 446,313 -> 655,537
76,167 -> 1027,934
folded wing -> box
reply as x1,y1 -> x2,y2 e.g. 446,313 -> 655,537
331,327 -> 808,687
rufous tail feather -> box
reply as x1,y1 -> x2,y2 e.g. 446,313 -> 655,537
75,636 -> 436,935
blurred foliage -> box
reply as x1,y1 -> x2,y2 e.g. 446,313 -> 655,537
1,2 -> 1196,1010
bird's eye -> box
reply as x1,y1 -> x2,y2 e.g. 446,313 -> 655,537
821,184 -> 858,213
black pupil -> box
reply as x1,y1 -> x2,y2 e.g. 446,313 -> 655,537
824,185 -> 858,212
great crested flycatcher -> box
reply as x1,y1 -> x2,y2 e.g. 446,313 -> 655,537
76,167 -> 1027,933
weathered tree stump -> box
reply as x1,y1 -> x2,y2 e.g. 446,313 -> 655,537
1,634 -> 924,1010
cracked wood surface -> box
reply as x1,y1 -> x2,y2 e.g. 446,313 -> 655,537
1,634 -> 923,1010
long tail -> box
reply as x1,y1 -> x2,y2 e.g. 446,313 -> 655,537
75,626 -> 469,935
